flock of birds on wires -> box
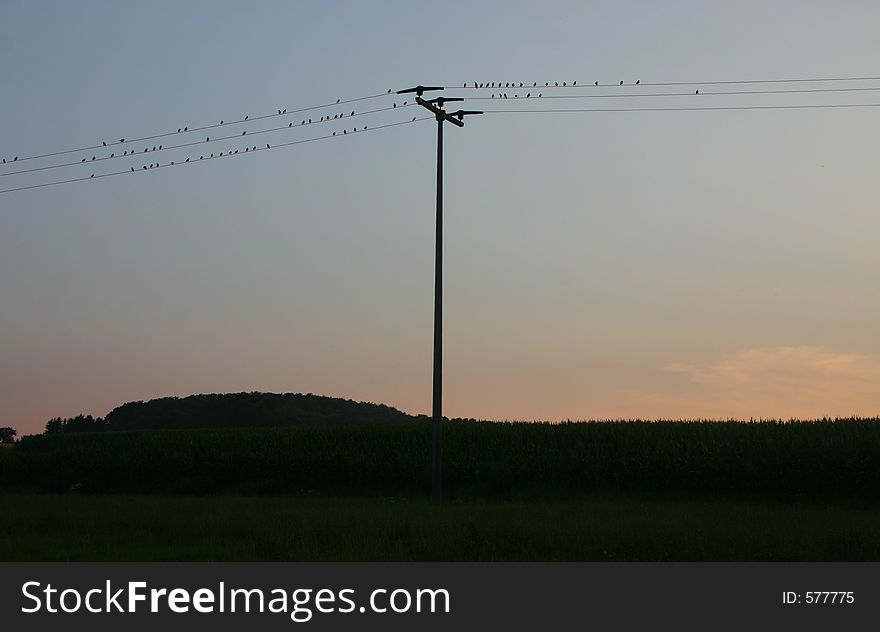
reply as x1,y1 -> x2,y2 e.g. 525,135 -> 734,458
2,75 -> 879,195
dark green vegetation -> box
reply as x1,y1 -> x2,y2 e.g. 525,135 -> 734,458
3,493 -> 878,561
4,419 -> 879,500
43,392 -> 419,433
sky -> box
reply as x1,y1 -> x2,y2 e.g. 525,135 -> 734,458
2,1 -> 880,435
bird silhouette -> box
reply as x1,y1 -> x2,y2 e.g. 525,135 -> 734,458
538,93 -> 542,97
620,80 -> 624,85
242,131 -> 246,135
387,89 -> 391,93
332,132 -> 336,136
220,152 -> 223,156
81,158 -> 85,162
153,147 -> 156,151
351,111 -> 354,116
491,94 -> 494,99
695,89 -> 699,94
178,128 -> 181,133
159,145 -> 162,150
563,82 -> 566,86
185,158 -> 189,162
635,79 -> 640,85
463,83 -> 467,87
102,141 -> 106,146
595,81 -> 599,86
200,156 -> 203,160
184,127 -> 187,131
110,153 -> 114,158
412,116 -> 416,121
519,82 -> 523,87
555,82 -> 559,86
533,82 -> 537,86
545,82 -> 549,86
119,138 -> 125,142
289,122 -> 292,127
573,81 -> 577,86
91,174 -> 94,178
92,156 -> 95,160
308,119 -> 311,123
526,93 -> 530,98
278,110 -> 281,115
13,157 -> 17,161
266,143 -> 270,148
131,167 -> 134,172
210,154 -> 214,158
170,161 -> 174,165
206,137 -> 210,142
336,98 -> 340,103
282,109 -> 286,114
143,165 -> 147,169
220,120 -> 223,125
234,150 -> 238,154
393,103 -> 396,108
343,129 -> 346,134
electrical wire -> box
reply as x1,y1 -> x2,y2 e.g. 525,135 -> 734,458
453,86 -> 880,101
0,116 -> 432,195
0,89 -> 400,166
481,103 -> 880,114
0,103 -> 417,178
453,75 -> 880,89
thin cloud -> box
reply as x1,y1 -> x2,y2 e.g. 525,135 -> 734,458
661,346 -> 880,419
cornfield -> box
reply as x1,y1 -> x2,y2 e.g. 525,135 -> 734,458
4,419 -> 880,500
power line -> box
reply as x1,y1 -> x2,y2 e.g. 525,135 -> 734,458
0,116 -> 431,195
0,103 -> 417,178
454,75 -> 880,89
0,89 -> 401,166
455,86 -> 880,101
480,102 -> 880,114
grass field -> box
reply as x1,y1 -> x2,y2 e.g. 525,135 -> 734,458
2,493 -> 879,561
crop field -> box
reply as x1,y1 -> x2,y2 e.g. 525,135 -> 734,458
3,419 -> 880,500
3,420 -> 879,561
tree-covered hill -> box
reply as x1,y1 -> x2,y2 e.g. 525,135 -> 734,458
46,393 -> 421,433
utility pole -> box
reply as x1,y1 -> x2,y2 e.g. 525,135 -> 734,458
398,85 -> 482,503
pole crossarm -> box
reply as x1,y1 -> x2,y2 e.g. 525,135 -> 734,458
416,97 -> 465,126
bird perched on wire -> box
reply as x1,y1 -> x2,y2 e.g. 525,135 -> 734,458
620,80 -> 624,85
178,128 -> 181,133
81,158 -> 85,162
266,143 -> 270,149
635,80 -> 640,85
131,167 -> 134,172
387,89 -> 392,93
289,122 -> 292,127
242,131 -> 246,135
336,98 -> 340,103
91,174 -> 94,178
695,89 -> 699,94
185,158 -> 189,162
119,138 -> 125,143
412,116 -> 416,121
595,81 -> 599,86
220,120 -> 223,125
573,81 -> 577,86
102,141 -> 106,146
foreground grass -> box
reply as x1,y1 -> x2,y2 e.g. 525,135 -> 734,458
2,493 -> 878,561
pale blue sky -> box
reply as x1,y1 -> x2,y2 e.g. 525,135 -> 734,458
2,1 -> 880,434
